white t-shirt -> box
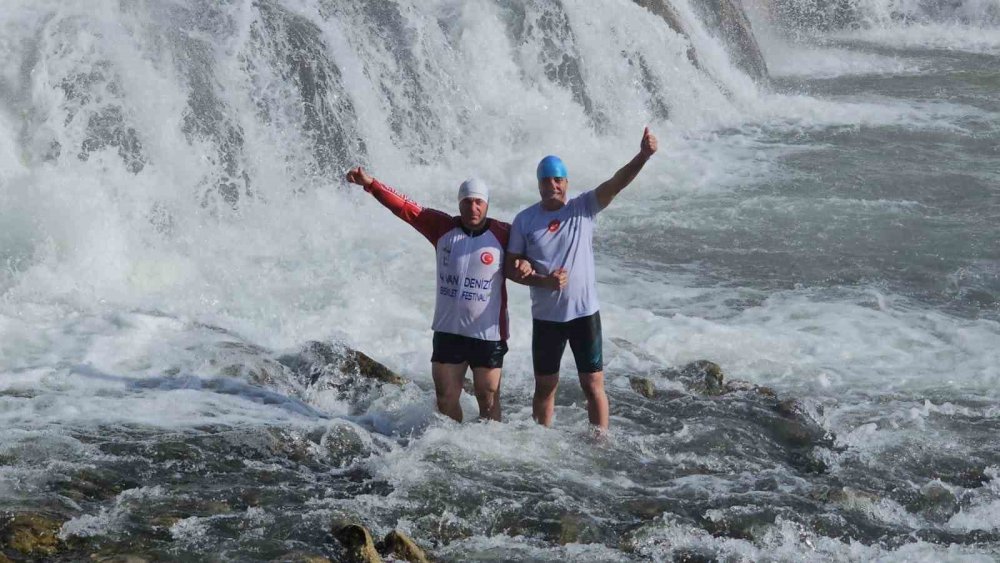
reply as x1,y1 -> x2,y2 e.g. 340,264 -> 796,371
509,190 -> 601,322
366,179 -> 510,341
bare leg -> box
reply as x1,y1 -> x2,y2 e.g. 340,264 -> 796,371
472,367 -> 502,421
578,371 -> 609,431
431,362 -> 467,422
532,374 -> 560,426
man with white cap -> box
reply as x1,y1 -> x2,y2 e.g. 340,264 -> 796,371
346,166 -> 510,422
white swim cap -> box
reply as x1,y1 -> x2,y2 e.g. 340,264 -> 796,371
457,177 -> 489,203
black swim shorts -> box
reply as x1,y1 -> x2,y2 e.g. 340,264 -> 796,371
431,332 -> 508,369
531,311 -> 603,375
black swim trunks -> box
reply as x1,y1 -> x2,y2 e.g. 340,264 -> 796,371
431,332 -> 508,369
531,311 -> 603,375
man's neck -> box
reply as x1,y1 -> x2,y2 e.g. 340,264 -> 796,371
541,199 -> 566,212
460,218 -> 490,236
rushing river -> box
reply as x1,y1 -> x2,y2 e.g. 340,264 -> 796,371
1,0 -> 998,561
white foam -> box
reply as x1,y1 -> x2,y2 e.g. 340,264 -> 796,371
831,24 -> 1000,54
947,467 -> 1000,532
764,43 -> 920,78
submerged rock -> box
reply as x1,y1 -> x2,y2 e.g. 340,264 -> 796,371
913,481 -> 960,523
0,513 -> 63,557
380,530 -> 430,563
58,467 -> 138,503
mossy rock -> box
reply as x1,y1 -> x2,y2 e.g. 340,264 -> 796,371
381,530 -> 429,563
679,360 -> 724,395
629,377 -> 656,399
1,513 -> 63,557
332,522 -> 382,563
345,350 -> 406,386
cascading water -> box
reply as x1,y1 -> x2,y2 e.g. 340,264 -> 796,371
1,0 -> 998,560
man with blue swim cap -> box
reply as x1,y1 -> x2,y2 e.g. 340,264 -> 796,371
537,155 -> 568,180
506,127 -> 658,432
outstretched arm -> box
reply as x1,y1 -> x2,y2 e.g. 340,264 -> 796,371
345,166 -> 452,244
594,127 -> 658,210
504,252 -> 567,290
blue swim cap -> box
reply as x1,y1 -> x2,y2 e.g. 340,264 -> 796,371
536,155 -> 568,180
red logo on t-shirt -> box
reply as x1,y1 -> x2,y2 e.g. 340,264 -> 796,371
480,251 -> 494,265
547,219 -> 561,232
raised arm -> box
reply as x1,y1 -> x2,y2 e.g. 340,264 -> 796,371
345,166 -> 453,244
594,127 -> 658,210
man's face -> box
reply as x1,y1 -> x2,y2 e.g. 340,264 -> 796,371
538,176 -> 568,206
459,197 -> 488,229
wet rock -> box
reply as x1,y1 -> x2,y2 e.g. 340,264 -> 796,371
913,481 -> 959,523
380,530 -> 429,563
281,341 -> 406,387
672,549 -> 718,563
0,513 -> 63,557
766,0 -> 858,32
349,350 -> 406,386
822,486 -> 880,507
623,498 -> 673,520
700,510 -> 766,541
936,467 -> 991,489
558,513 -> 582,545
660,360 -> 725,396
280,341 -> 406,413
724,379 -> 776,398
239,488 -> 262,508
58,467 -> 137,502
635,0 -> 769,83
769,399 -> 830,449
497,2 -> 606,128
690,0 -> 770,82
149,515 -> 182,529
630,377 -> 657,399
252,1 -> 366,174
632,0 -> 700,68
332,522 -> 382,563
787,451 -> 829,474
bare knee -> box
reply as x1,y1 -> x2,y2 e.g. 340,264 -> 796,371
534,376 -> 559,399
579,372 -> 605,400
436,385 -> 461,404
